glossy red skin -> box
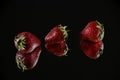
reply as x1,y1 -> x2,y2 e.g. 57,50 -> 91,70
45,26 -> 64,44
81,21 -> 101,43
16,47 -> 41,70
14,32 -> 41,54
45,41 -> 67,56
80,40 -> 103,59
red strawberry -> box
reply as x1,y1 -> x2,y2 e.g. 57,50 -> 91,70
45,41 -> 68,56
45,25 -> 69,56
80,40 -> 103,59
81,21 -> 104,43
14,32 -> 41,54
45,25 -> 68,43
16,47 -> 41,71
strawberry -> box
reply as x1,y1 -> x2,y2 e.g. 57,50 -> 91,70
45,25 -> 68,43
81,21 -> 104,43
14,32 -> 41,54
45,25 -> 69,56
14,32 -> 42,71
80,40 -> 104,59
16,47 -> 41,71
45,41 -> 68,56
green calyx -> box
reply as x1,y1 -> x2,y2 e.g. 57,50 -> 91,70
63,44 -> 69,56
59,24 -> 69,40
15,36 -> 26,51
16,57 -> 27,72
99,43 -> 104,56
96,21 -> 104,40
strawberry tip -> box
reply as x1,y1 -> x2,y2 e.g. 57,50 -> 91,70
99,43 -> 104,55
63,44 -> 69,56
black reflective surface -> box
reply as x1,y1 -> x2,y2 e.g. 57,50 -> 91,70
1,0 -> 119,80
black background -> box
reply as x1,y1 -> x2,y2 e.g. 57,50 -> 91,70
1,0 -> 120,80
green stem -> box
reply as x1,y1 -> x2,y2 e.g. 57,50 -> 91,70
15,36 -> 26,51
59,24 -> 69,40
16,57 -> 27,71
